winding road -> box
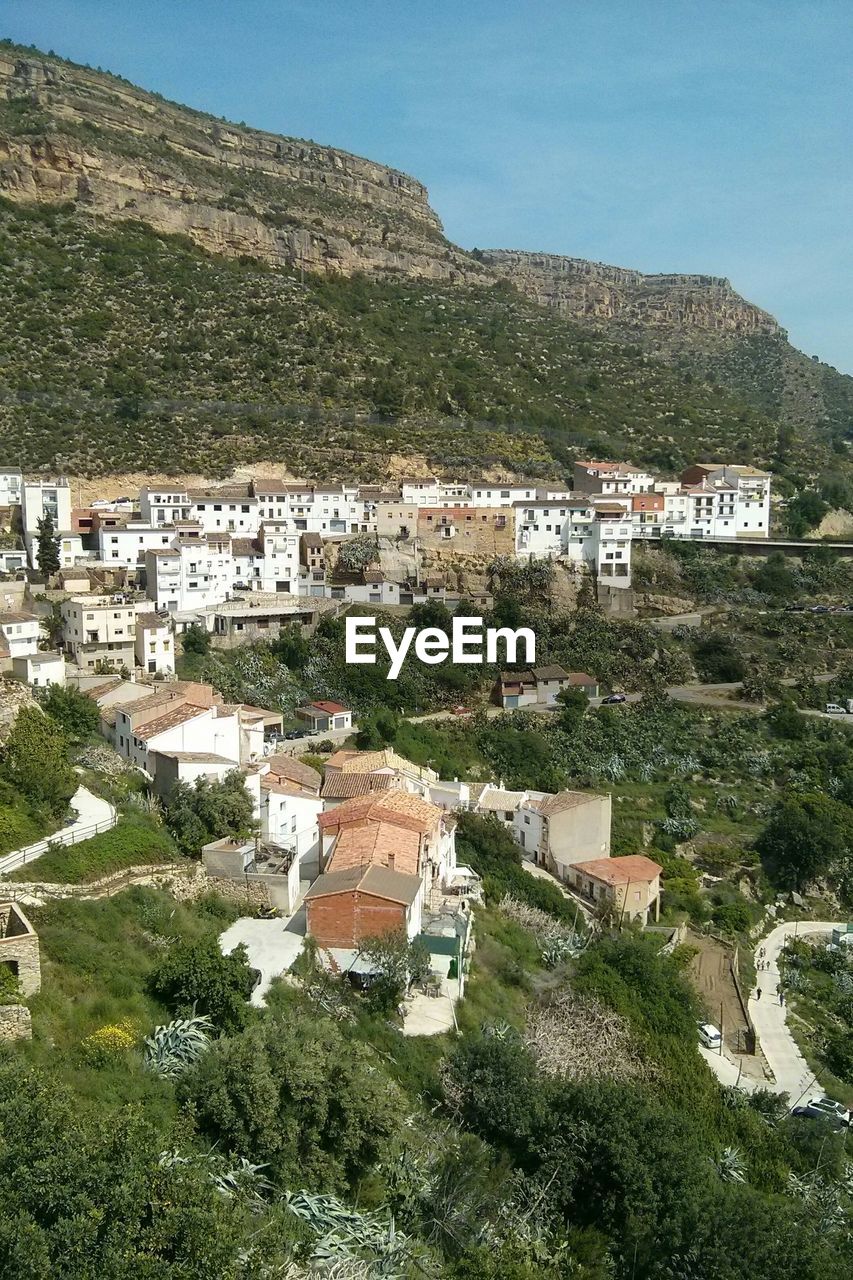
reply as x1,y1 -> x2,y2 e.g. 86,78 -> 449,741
702,920 -> 843,1101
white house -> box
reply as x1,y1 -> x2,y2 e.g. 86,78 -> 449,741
11,651 -> 66,688
134,612 -> 175,676
145,535 -> 234,613
574,461 -> 657,496
296,700 -> 353,733
189,488 -> 261,536
98,522 -> 176,567
0,469 -> 22,508
21,477 -> 73,568
139,486 -> 193,527
60,595 -> 138,671
114,690 -> 241,774
0,610 -> 42,659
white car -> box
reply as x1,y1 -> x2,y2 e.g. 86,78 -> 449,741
698,1022 -> 722,1050
793,1096 -> 851,1127
825,703 -> 848,714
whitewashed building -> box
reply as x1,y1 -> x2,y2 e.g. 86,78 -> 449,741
0,610 -> 42,659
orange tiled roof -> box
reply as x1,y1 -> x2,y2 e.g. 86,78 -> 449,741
572,855 -> 662,885
318,787 -> 440,835
327,821 -> 421,875
135,703 -> 211,741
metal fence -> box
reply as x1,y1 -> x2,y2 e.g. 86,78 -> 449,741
0,814 -> 116,878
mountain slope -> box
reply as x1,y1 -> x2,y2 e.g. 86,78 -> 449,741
0,38 -> 850,484
478,249 -> 853,450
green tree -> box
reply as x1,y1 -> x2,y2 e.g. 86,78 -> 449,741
149,936 -> 254,1033
786,491 -> 829,538
756,793 -> 853,891
181,622 -> 210,656
35,510 -> 60,575
0,1059 -> 301,1278
181,1006 -> 403,1192
40,684 -> 100,740
162,770 -> 257,857
0,705 -> 76,817
555,685 -> 589,733
358,930 -> 431,1013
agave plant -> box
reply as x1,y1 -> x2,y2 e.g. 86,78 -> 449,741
144,1014 -> 214,1077
715,1146 -> 747,1183
284,1190 -> 419,1278
211,1156 -> 274,1202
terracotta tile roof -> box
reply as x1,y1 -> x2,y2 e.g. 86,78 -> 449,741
305,700 -> 349,715
324,748 -> 425,777
566,672 -> 597,686
320,773 -> 393,800
135,703 -> 210,741
0,610 -> 38,625
500,670 -> 535,687
304,864 -> 422,905
529,790 -> 604,817
572,855 -> 662,885
261,776 -> 317,797
265,755 -> 321,791
319,788 -> 441,835
532,665 -> 570,681
230,537 -> 258,557
114,688 -> 184,718
135,612 -> 168,630
327,821 -> 421,875
84,677 -> 124,701
476,787 -> 527,813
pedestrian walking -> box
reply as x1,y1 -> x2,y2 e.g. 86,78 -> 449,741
756,987 -> 762,1001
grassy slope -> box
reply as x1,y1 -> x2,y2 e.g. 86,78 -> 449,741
7,811 -> 180,883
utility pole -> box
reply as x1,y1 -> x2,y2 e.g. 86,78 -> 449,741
720,1001 -> 724,1055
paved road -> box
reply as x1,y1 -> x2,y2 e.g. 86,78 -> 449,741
700,919 -> 843,1099
748,920 -> 842,1102
0,785 -> 116,877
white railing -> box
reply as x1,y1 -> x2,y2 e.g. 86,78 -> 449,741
0,813 -> 116,877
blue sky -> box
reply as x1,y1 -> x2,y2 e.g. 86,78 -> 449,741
5,1 -> 852,371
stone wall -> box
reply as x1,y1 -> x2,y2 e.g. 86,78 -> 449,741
0,1004 -> 32,1041
0,902 -> 41,996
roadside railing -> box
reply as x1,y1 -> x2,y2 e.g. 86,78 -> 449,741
0,813 -> 117,878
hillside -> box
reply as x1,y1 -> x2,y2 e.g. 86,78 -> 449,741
0,38 -> 850,484
480,249 -> 853,449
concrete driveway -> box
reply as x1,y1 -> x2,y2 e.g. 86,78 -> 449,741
219,906 -> 306,1006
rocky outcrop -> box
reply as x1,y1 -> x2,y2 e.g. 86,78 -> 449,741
0,50 -> 488,283
478,249 -> 783,339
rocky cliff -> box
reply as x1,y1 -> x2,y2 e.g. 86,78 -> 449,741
0,47 -> 487,283
477,249 -> 782,341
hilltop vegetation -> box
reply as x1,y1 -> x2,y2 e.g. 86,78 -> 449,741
0,198 -> 787,479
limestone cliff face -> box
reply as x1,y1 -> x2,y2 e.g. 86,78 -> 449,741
478,249 -> 783,340
0,50 -> 487,283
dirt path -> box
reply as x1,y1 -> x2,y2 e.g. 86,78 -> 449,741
687,931 -> 758,1064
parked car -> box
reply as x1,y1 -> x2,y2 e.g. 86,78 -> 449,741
697,1022 -> 723,1051
792,1097 -> 851,1128
283,729 -> 306,740
811,605 -> 831,614
824,703 -> 849,715
602,693 -> 627,705
784,604 -> 806,612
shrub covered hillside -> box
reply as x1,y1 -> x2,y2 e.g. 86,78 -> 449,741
0,198 -> 796,479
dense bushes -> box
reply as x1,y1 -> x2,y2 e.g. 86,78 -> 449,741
455,811 -> 575,922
